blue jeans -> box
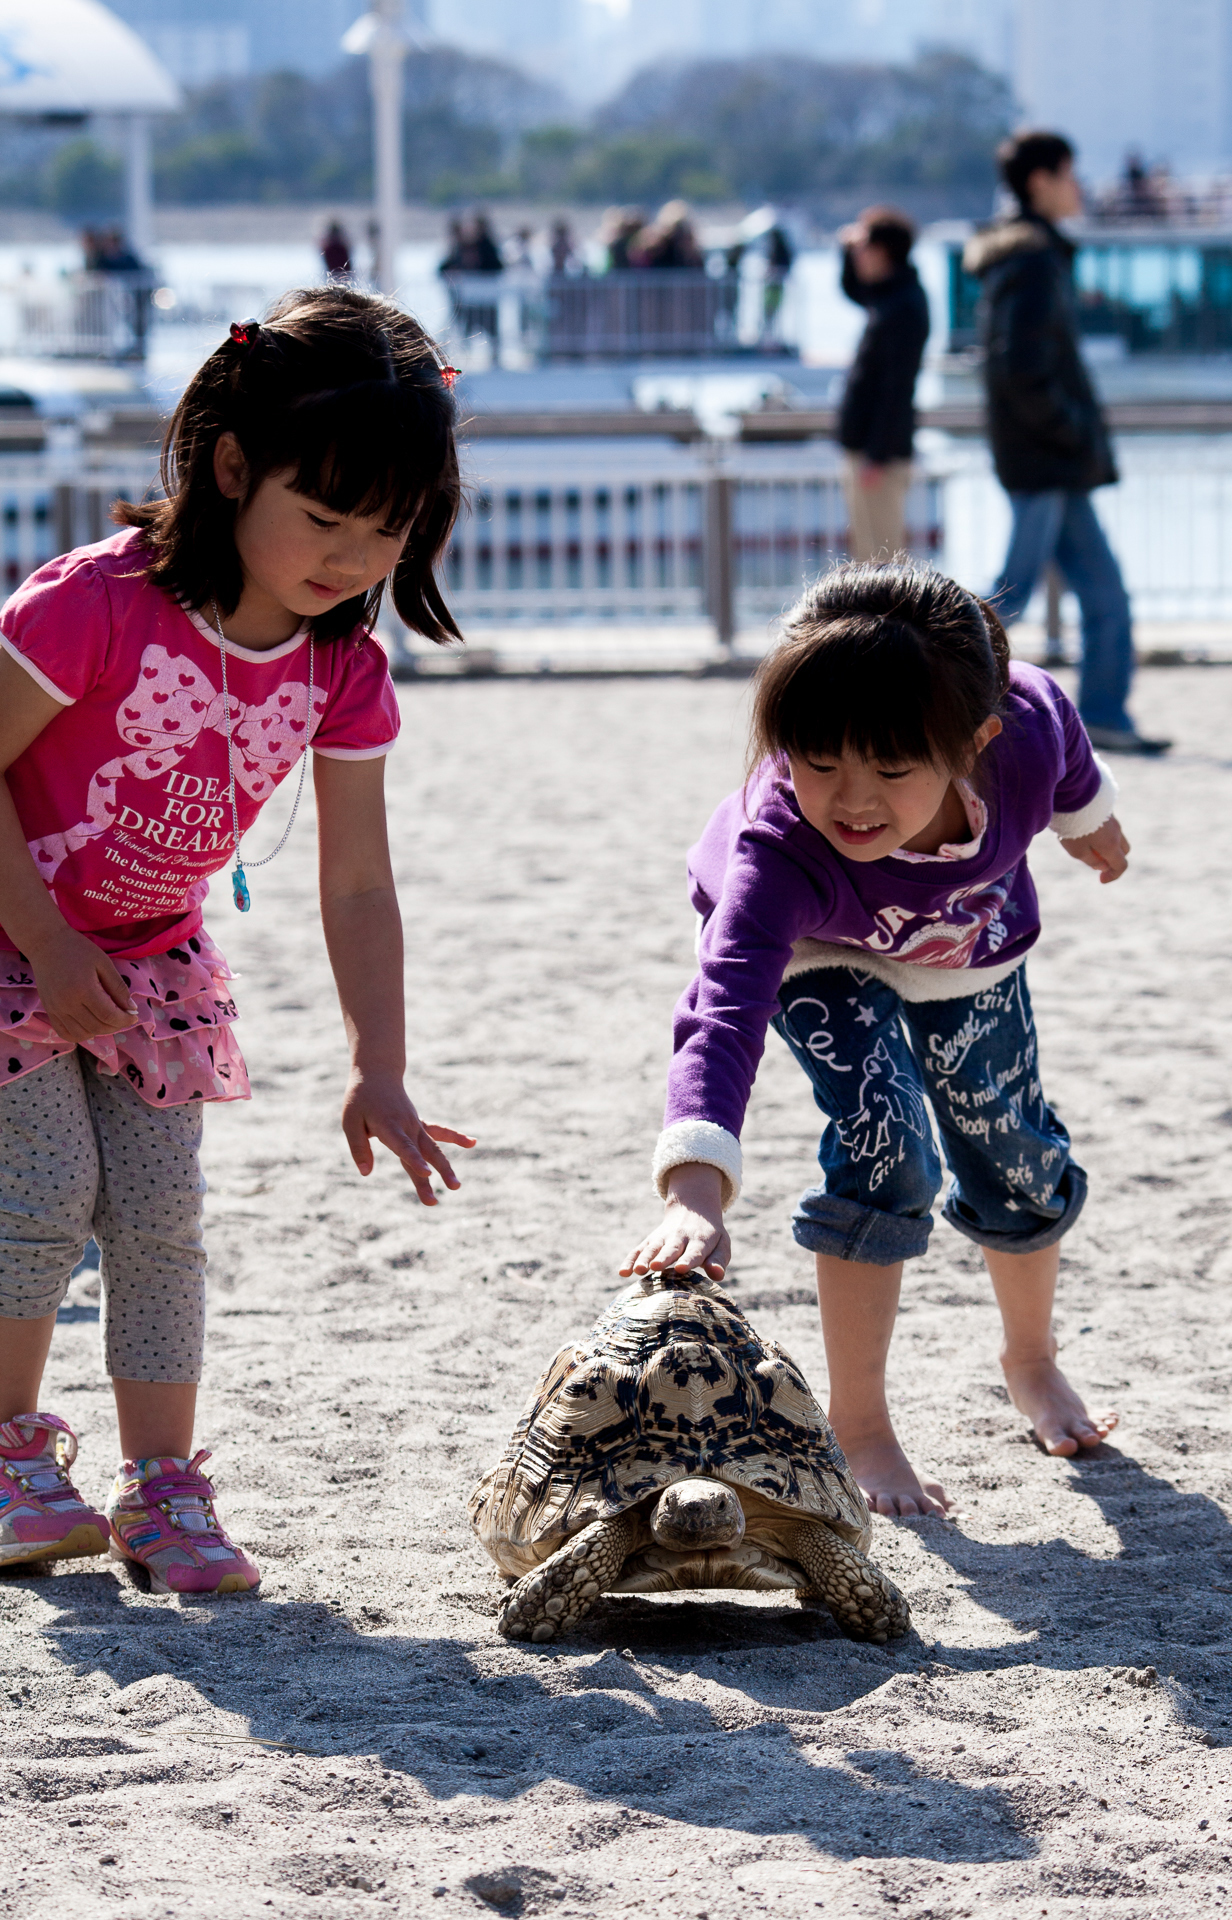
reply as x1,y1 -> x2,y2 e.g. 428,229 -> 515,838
771,966 -> 1086,1266
992,491 -> 1134,733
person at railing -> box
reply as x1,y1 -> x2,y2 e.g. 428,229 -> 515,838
630,201 -> 705,271
761,219 -> 794,343
964,129 -> 1170,754
439,214 -> 503,276
467,213 -> 504,275
550,220 -> 577,275
440,214 -> 503,347
93,228 -> 145,276
599,206 -> 646,272
439,217 -> 467,274
320,220 -> 353,280
836,206 -> 930,563
80,226 -> 153,363
625,560 -> 1128,1518
510,226 -> 535,270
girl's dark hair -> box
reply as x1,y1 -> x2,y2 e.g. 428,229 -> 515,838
117,284 -> 461,643
748,559 -> 1011,787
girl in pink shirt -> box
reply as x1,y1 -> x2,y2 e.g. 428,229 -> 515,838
0,287 -> 473,1593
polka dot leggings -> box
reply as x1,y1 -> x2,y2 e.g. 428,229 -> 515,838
0,1050 -> 205,1383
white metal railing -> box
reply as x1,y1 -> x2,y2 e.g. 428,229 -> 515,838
0,272 -> 153,362
0,458 -> 157,596
445,443 -> 942,630
4,439 -> 1232,648
937,435 -> 1232,625
443,269 -> 749,362
446,469 -> 706,622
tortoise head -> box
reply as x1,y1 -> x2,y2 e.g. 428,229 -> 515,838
648,1477 -> 746,1552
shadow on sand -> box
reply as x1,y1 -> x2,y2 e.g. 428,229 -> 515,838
3,1437 -> 1228,1890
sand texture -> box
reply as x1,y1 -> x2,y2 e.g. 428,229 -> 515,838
3,665 -> 1232,1919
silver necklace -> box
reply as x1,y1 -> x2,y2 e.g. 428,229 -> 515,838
211,605 -> 314,913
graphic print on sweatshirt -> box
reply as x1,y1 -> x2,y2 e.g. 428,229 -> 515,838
26,642 -> 324,895
826,874 -> 1014,969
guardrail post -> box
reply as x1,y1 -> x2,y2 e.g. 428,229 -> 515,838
1043,564 -> 1066,666
53,483 -> 75,556
705,473 -> 734,650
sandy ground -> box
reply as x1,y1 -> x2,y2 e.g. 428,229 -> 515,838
4,663 -> 1232,1920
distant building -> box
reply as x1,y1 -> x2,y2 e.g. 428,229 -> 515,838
1015,0 -> 1232,180
427,0 -> 1016,100
104,0 -> 378,82
103,0 -> 1019,97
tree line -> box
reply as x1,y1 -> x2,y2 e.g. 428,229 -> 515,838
0,46 -> 1011,218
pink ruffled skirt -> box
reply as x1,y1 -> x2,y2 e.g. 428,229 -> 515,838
0,928 -> 249,1108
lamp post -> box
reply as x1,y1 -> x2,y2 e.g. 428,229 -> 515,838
123,112 -> 153,259
342,0 -> 409,296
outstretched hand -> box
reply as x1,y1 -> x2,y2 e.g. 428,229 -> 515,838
619,1163 -> 729,1282
1060,812 -> 1129,884
341,1068 -> 475,1205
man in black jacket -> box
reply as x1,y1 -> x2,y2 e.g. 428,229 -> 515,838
964,130 -> 1168,752
837,206 -> 930,562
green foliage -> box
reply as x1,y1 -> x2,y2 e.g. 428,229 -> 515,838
566,135 -> 727,204
156,131 -> 268,205
0,44 -> 1010,213
45,138 -> 123,218
592,50 -> 1013,201
518,125 -> 585,199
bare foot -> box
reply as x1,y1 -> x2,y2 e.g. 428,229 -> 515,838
834,1426 -> 952,1519
1002,1353 -> 1118,1456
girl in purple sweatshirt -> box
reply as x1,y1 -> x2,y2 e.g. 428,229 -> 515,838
624,561 -> 1127,1518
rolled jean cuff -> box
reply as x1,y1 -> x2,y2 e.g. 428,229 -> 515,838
942,1161 -> 1088,1256
791,1189 -> 934,1264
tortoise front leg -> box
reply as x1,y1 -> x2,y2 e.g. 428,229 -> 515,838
792,1522 -> 910,1643
498,1515 -> 638,1642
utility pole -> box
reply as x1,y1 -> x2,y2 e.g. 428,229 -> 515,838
342,0 -> 410,296
123,113 -> 153,259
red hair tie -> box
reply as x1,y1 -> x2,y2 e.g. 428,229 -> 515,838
229,319 -> 260,346
439,365 -> 460,390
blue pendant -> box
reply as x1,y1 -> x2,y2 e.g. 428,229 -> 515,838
232,865 -> 251,912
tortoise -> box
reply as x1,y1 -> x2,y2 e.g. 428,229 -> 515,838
468,1269 -> 910,1644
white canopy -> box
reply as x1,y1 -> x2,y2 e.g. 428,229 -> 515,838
0,0 -> 179,115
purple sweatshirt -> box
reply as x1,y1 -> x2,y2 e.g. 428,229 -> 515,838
654,663 -> 1116,1208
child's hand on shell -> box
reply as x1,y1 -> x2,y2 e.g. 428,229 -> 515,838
1060,812 -> 1129,884
341,1067 -> 475,1205
620,1163 -> 729,1281
28,926 -> 138,1042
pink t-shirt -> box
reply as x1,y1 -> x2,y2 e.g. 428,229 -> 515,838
0,528 -> 401,959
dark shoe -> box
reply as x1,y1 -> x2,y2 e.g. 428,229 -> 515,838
1085,726 -> 1172,755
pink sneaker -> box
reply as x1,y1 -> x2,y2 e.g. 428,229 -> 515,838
106,1451 -> 260,1596
0,1413 -> 111,1567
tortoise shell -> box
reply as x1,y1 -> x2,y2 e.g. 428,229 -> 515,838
469,1271 -> 870,1579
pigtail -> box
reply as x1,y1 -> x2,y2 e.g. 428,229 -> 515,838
976,597 -> 1013,700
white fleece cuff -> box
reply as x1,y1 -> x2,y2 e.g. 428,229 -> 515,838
1051,757 -> 1118,839
653,1120 -> 743,1212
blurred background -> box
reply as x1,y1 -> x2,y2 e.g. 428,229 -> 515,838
5,0 -> 1232,669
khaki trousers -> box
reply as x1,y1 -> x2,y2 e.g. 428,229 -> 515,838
842,454 -> 913,564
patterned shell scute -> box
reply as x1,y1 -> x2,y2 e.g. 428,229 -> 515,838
469,1272 -> 867,1576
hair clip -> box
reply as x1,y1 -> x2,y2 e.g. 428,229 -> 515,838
229,319 -> 260,346
439,366 -> 460,390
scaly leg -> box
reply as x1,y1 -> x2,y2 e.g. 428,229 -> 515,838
792,1522 -> 910,1643
498,1515 -> 637,1643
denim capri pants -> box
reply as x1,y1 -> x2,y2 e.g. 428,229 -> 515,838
770,963 -> 1085,1266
